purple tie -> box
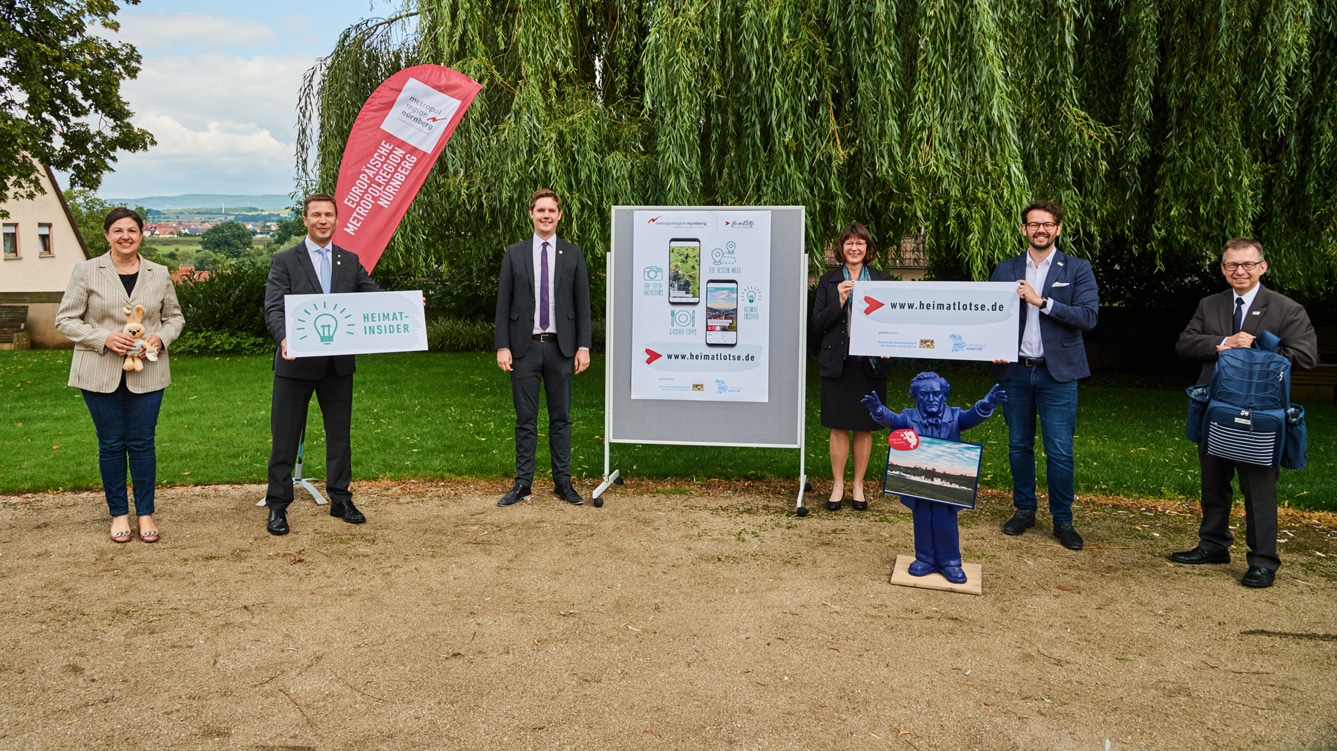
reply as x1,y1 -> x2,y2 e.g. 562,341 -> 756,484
540,241 -> 551,331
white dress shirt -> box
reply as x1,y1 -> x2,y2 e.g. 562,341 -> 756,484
1020,250 -> 1055,358
1223,283 -> 1262,345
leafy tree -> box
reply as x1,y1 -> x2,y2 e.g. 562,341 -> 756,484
190,250 -> 218,271
269,208 -> 306,249
64,189 -> 115,257
299,0 -> 1337,311
1,0 -> 155,209
200,221 -> 254,258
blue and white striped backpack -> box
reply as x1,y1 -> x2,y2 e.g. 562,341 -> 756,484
1187,331 -> 1306,469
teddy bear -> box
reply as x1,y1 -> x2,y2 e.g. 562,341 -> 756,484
120,305 -> 158,372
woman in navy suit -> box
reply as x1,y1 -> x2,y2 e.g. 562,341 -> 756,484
810,223 -> 891,511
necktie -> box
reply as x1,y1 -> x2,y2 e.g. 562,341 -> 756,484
1232,297 -> 1244,334
540,241 -> 551,331
318,248 -> 331,294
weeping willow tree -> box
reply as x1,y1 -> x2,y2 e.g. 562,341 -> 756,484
297,0 -> 1337,319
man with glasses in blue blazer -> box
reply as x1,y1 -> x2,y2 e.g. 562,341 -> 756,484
990,200 -> 1099,551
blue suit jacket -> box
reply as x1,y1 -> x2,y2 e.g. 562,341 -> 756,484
989,249 -> 1099,383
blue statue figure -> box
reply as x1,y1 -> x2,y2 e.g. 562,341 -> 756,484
861,373 -> 1006,584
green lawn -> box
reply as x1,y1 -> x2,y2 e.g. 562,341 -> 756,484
3,351 -> 1332,511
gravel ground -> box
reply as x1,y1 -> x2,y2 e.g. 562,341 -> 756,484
2,482 -> 1336,750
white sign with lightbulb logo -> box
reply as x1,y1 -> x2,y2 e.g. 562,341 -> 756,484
284,290 -> 427,357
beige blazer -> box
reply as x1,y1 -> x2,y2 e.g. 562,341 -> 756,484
55,254 -> 185,393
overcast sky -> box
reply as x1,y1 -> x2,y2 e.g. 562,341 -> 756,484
90,0 -> 398,200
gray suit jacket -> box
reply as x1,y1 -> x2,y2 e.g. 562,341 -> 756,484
55,254 -> 185,393
494,236 -> 591,359
264,240 -> 380,380
1176,285 -> 1318,383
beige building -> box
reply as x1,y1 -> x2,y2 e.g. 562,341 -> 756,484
0,164 -> 89,349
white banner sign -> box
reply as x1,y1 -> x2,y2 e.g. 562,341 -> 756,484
284,290 -> 427,357
630,210 -> 772,401
849,281 -> 1019,362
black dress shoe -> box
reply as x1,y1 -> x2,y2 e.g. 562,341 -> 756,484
498,481 -> 532,507
1053,523 -> 1084,551
825,499 -> 842,511
1002,509 -> 1035,535
1241,566 -> 1276,588
851,498 -> 869,511
1170,546 -> 1231,564
554,482 -> 584,506
267,506 -> 290,536
329,499 -> 366,524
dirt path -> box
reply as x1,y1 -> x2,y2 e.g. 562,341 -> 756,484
2,483 -> 1336,750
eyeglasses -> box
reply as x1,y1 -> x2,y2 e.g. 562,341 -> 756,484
1222,261 -> 1263,272
1023,222 -> 1058,231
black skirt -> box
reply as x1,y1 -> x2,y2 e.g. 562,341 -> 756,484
821,356 -> 888,431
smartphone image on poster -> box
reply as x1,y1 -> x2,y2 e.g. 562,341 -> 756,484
668,238 -> 700,305
705,279 -> 738,346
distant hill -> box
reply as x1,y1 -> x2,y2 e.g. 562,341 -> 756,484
106,194 -> 293,211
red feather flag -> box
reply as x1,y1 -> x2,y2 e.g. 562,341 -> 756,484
332,64 -> 481,271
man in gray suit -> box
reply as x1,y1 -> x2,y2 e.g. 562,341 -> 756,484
263,194 -> 380,535
1172,237 -> 1317,588
494,188 -> 592,506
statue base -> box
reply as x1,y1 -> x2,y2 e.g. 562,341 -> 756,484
890,554 -> 982,595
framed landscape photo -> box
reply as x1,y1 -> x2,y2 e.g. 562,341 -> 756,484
881,433 -> 983,509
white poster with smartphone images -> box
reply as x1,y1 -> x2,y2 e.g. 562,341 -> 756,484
631,210 -> 771,401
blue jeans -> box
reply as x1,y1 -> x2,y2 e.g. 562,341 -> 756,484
82,382 -> 164,518
1002,365 -> 1078,525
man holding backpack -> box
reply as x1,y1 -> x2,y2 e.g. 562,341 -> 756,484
1173,238 -> 1318,588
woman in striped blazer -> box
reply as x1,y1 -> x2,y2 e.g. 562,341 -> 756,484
55,208 -> 185,543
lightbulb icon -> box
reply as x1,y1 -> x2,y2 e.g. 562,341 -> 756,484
315,313 -> 339,344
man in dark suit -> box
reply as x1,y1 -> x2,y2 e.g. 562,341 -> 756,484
989,200 -> 1099,551
1172,237 -> 1317,588
262,194 -> 381,535
494,188 -> 592,507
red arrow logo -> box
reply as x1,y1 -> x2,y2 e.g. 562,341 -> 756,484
645,348 -> 662,364
863,296 -> 885,315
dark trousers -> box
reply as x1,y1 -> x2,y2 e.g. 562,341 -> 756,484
1198,443 -> 1281,571
266,364 -> 354,508
510,339 -> 574,485
82,382 -> 164,517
